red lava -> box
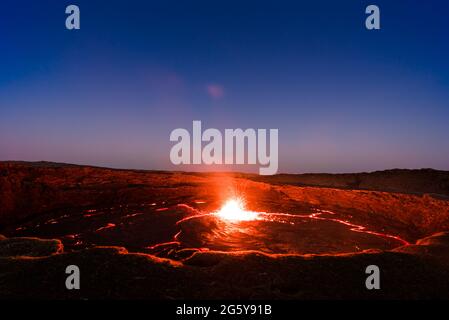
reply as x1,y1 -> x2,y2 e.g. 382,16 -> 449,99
96,223 -> 116,232
146,200 -> 409,257
6,199 -> 410,259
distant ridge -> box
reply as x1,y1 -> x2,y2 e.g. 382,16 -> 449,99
249,168 -> 449,197
1,161 -> 449,196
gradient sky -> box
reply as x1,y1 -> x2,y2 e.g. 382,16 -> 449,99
1,0 -> 448,173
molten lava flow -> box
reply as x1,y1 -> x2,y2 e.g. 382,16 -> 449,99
214,198 -> 259,222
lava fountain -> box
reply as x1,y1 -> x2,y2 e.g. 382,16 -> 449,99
213,198 -> 260,222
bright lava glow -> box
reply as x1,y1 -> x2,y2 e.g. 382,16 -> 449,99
214,198 -> 259,222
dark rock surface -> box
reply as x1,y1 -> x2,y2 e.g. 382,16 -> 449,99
0,236 -> 63,257
249,168 -> 449,196
1,162 -> 449,299
1,232 -> 449,299
1,161 -> 449,240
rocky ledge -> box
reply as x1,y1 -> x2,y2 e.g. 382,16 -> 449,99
1,232 -> 449,299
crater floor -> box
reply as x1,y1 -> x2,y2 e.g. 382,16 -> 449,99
6,200 -> 408,259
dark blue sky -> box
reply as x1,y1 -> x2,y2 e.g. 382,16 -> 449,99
1,0 -> 448,173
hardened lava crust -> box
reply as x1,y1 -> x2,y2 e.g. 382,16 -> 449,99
1,161 -> 449,299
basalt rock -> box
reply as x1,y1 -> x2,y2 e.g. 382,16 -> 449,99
1,162 -> 449,241
0,233 -> 449,299
0,235 -> 63,257
1,162 -> 449,299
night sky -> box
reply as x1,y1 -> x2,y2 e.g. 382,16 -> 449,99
1,0 -> 448,173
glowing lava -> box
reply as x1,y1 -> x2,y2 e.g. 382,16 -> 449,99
213,198 -> 260,222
